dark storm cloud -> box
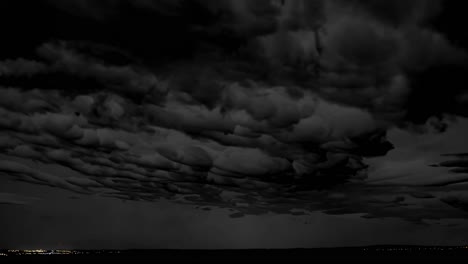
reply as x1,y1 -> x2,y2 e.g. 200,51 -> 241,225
0,77 -> 394,218
313,0 -> 466,123
0,192 -> 39,206
441,193 -> 468,213
0,59 -> 47,77
0,0 -> 467,222
431,153 -> 468,185
339,0 -> 442,26
37,42 -> 165,96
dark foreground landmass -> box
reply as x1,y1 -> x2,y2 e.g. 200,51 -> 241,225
2,246 -> 468,262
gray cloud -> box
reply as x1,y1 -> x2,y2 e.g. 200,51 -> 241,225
431,153 -> 468,185
441,192 -> 468,213
0,76 -> 395,219
37,42 -> 166,96
0,58 -> 47,77
0,0 -> 467,223
0,192 -> 39,205
0,80 -> 465,222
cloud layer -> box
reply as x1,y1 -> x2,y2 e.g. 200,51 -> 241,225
1,0 -> 467,221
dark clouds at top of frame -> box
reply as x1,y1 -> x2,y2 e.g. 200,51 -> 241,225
1,0 -> 467,123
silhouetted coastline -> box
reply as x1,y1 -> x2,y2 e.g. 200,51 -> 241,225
3,246 -> 468,261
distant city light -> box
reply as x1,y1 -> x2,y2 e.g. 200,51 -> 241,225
0,246 -> 467,257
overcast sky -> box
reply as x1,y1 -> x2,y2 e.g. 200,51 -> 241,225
1,0 -> 468,249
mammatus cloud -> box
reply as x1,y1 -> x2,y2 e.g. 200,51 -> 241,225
0,0 -> 467,222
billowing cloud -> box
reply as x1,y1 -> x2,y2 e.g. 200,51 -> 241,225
0,58 -> 47,77
0,0 -> 467,222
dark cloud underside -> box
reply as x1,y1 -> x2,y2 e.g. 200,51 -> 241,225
0,0 -> 468,222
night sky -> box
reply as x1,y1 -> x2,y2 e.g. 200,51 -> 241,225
1,0 -> 468,249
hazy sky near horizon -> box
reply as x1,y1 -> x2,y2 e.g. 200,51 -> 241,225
1,0 -> 468,249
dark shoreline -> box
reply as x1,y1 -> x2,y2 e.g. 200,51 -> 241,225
2,246 -> 468,261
